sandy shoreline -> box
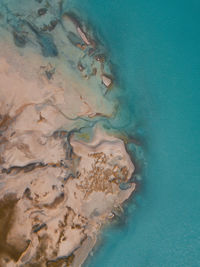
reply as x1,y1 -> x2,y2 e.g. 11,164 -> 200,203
0,1 -> 136,266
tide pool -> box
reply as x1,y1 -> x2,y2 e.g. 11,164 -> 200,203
69,0 -> 200,266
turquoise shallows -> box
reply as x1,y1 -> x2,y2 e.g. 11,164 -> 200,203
70,0 -> 200,266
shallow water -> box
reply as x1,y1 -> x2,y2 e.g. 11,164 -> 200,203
70,0 -> 200,266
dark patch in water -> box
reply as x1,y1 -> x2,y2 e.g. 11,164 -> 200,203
67,31 -> 83,46
37,33 -> 58,57
41,20 -> 58,32
119,182 -> 131,190
62,11 -> 82,28
13,31 -> 26,48
27,22 -> 58,57
38,8 -> 47,16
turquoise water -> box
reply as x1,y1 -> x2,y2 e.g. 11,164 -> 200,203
70,1 -> 200,266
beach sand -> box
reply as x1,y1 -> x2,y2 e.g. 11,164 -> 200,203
0,1 -> 136,266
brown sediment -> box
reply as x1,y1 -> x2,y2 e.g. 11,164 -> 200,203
44,193 -> 65,209
40,20 -> 58,32
46,253 -> 75,267
0,114 -> 12,132
0,194 -> 25,262
38,112 -> 47,123
76,152 -> 129,199
1,162 -> 46,175
76,43 -> 87,50
23,187 -> 32,200
95,54 -> 105,63
32,223 -> 47,233
49,20 -> 58,31
35,234 -> 49,262
0,136 -> 8,146
0,4 -> 137,266
0,125 -> 135,266
53,130 -> 68,139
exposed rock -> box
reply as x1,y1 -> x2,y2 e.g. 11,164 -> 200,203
41,20 -> 58,32
13,31 -> 27,48
76,26 -> 91,46
102,74 -> 113,88
38,8 -> 47,16
77,62 -> 85,72
95,54 -> 105,63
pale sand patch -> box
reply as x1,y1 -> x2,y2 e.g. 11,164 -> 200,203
0,15 -> 135,267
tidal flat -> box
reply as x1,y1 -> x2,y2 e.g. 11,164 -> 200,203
0,0 -> 142,266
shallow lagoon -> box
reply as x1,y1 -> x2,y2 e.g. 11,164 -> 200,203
70,0 -> 200,266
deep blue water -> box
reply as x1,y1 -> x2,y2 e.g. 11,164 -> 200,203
70,0 -> 200,266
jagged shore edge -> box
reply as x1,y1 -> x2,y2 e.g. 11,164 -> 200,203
0,1 -> 144,266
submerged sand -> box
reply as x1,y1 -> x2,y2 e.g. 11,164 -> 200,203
0,1 -> 136,266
